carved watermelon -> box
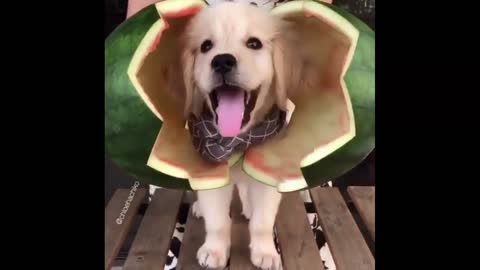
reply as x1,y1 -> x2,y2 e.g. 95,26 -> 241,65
105,0 -> 375,192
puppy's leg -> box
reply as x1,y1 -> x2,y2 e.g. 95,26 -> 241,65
236,180 -> 252,220
231,161 -> 252,220
248,180 -> 282,270
196,184 -> 234,269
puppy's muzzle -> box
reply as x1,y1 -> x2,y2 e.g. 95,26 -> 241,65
211,54 -> 237,74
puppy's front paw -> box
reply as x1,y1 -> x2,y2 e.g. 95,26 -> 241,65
250,242 -> 282,270
197,241 -> 229,269
192,201 -> 203,218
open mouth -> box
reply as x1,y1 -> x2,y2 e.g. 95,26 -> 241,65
209,85 -> 258,137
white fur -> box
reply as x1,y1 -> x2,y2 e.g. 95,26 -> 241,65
196,184 -> 234,268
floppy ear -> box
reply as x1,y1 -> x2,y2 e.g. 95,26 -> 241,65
272,24 -> 302,111
181,48 -> 195,117
272,36 -> 288,111
181,48 -> 205,118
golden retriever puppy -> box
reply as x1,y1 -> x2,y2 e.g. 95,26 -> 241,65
175,2 -> 308,269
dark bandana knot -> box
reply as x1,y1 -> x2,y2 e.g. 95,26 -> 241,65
187,107 -> 287,163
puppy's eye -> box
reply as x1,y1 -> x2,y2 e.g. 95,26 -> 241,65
200,40 -> 213,53
246,37 -> 262,50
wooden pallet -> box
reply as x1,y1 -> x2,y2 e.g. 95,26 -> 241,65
105,186 -> 375,270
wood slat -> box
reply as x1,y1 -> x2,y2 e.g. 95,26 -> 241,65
105,188 -> 147,270
275,192 -> 325,270
229,189 -> 257,270
310,187 -> 374,270
347,186 -> 375,241
175,208 -> 206,270
124,189 -> 185,270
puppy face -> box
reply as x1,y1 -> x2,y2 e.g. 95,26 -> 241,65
181,2 -> 287,137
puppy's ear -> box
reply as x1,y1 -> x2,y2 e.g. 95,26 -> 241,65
181,48 -> 195,117
272,22 -> 302,111
181,48 -> 205,117
272,36 -> 287,111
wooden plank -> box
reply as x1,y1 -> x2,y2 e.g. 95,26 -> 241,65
310,187 -> 374,270
175,207 -> 205,270
124,189 -> 185,270
275,192 -> 325,270
229,189 -> 257,270
105,188 -> 147,270
347,186 -> 375,241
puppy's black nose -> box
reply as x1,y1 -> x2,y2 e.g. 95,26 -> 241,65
211,54 -> 237,74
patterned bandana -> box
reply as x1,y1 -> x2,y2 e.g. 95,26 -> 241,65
187,106 -> 287,163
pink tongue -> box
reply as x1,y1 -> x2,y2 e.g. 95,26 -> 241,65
216,90 -> 245,137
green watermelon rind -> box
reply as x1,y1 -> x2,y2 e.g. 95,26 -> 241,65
300,1 -> 375,188
105,6 -> 190,189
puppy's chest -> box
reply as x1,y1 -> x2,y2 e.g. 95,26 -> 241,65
187,106 -> 287,163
